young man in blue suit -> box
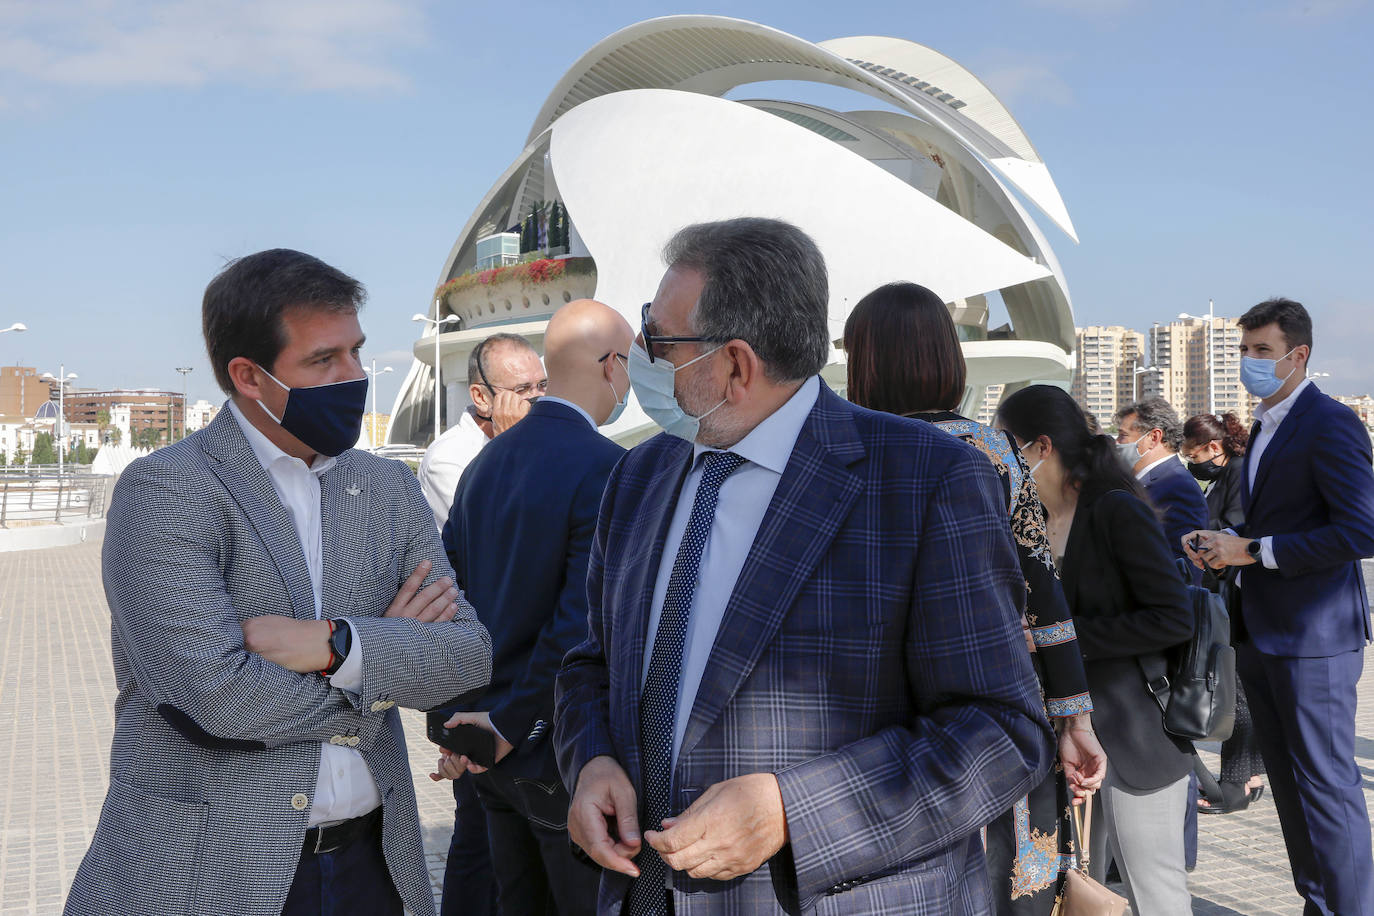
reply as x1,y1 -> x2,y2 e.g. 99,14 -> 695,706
434,299 -> 635,915
1115,396 -> 1209,583
1187,298 -> 1374,916
555,218 -> 1053,915
68,250 -> 492,916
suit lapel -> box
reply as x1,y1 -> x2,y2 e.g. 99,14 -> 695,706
675,389 -> 865,765
201,409 -> 316,621
1249,385 -> 1319,505
320,452 -> 371,620
1058,490 -> 1097,610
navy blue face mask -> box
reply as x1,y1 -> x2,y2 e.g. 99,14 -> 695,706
255,365 -> 368,457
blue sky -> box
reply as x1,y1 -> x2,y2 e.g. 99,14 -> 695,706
2,0 -> 1371,412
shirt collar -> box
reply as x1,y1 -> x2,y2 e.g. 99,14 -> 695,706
538,396 -> 597,430
226,399 -> 336,477
1254,377 -> 1311,430
1135,452 -> 1178,480
692,376 -> 819,475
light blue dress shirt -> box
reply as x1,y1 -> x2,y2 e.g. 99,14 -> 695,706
641,376 -> 819,767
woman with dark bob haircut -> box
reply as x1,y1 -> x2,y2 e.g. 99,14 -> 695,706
996,384 -> 1196,915
844,282 -> 1105,915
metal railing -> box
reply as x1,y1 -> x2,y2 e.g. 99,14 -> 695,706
0,471 -> 109,527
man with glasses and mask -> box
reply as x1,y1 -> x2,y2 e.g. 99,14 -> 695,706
418,331 -> 546,530
68,249 -> 492,916
555,218 -> 1051,915
432,299 -> 632,916
1185,298 -> 1374,916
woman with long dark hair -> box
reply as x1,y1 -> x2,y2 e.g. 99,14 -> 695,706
1182,412 -> 1265,813
844,283 -> 1106,915
997,385 -> 1195,915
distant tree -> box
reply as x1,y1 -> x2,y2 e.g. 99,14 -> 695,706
31,432 -> 55,465
107,427 -> 122,446
96,408 -> 110,440
14,444 -> 26,466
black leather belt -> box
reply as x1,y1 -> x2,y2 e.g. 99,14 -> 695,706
303,806 -> 381,855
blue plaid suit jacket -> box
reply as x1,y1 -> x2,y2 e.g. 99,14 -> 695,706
556,385 -> 1053,915
67,408 -> 492,916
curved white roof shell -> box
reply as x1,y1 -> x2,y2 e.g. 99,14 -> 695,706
527,15 -> 1076,241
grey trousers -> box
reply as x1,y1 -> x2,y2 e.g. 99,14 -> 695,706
1088,764 -> 1193,915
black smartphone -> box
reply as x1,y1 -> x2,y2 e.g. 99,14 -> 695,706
1189,535 -> 1205,552
426,712 -> 497,768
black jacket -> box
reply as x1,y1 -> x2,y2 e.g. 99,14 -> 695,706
1204,458 -> 1246,532
1059,485 -> 1196,790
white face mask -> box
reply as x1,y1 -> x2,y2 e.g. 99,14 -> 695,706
1117,436 -> 1144,467
627,340 -> 724,442
1018,442 -> 1044,478
604,355 -> 629,426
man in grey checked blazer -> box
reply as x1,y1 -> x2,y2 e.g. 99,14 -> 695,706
555,219 -> 1054,915
67,250 -> 492,916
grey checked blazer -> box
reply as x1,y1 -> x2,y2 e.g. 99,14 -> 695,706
556,385 -> 1054,915
66,408 -> 492,916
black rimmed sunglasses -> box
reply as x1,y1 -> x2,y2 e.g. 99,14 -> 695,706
640,302 -> 716,364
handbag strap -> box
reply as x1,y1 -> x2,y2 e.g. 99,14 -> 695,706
1071,798 -> 1094,870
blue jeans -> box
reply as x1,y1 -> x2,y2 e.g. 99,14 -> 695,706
442,774 -> 498,916
281,811 -> 402,916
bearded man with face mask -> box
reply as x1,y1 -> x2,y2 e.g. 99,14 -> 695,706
68,249 -> 493,916
1184,298 -> 1374,916
554,218 -> 1052,915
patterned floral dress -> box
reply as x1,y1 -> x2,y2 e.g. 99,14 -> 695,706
916,411 -> 1093,915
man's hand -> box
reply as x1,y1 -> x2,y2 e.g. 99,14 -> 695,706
491,390 -> 532,435
426,711 -> 514,781
1057,716 -> 1107,803
241,616 -> 332,673
1183,529 -> 1255,570
646,773 -> 788,881
385,559 -> 463,622
568,755 -> 642,877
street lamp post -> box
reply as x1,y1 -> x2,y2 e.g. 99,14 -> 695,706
175,367 -> 193,439
0,323 -> 26,334
40,366 -> 77,477
1133,359 -> 1163,402
1179,300 -> 1216,415
412,302 -> 460,444
364,360 -> 393,449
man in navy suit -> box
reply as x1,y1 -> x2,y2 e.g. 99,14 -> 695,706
1187,298 -> 1374,916
556,218 -> 1052,915
1115,396 -> 1209,582
433,299 -> 634,915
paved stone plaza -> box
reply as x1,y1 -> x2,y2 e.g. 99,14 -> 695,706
2,535 -> 1371,914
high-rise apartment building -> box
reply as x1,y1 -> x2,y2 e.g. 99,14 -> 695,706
1143,317 -> 1253,422
0,366 -> 55,419
1071,326 -> 1144,425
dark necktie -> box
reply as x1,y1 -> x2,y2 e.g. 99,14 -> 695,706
627,450 -> 747,916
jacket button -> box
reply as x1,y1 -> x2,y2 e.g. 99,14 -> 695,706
290,793 -> 309,811
347,736 -> 360,747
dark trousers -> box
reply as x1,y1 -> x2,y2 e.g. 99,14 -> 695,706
282,812 -> 402,916
474,760 -> 600,916
1238,643 -> 1374,915
442,775 -> 497,916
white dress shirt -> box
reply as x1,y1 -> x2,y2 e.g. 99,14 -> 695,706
641,376 -> 819,768
1134,452 -> 1180,481
1243,378 -> 1313,569
226,401 -> 382,825
419,408 -> 491,531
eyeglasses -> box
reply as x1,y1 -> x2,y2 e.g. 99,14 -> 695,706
597,351 -> 629,364
486,379 -> 547,397
640,302 -> 716,364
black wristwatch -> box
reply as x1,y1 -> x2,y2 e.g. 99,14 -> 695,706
1246,539 -> 1262,559
321,619 -> 352,677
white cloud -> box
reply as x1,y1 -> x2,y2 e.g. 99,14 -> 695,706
0,0 -> 424,99
976,53 -> 1075,107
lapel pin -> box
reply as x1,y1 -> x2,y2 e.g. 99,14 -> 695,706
346,485 -> 362,497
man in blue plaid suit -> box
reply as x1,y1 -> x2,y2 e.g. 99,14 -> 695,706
555,219 -> 1054,915
67,250 -> 492,916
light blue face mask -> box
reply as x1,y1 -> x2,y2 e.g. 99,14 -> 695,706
627,340 -> 724,442
1240,347 -> 1297,399
604,355 -> 629,425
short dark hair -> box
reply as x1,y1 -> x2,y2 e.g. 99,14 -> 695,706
664,217 -> 829,381
1237,297 -> 1313,353
468,332 -> 537,387
843,282 -> 965,414
1114,396 -> 1183,451
203,249 -> 365,395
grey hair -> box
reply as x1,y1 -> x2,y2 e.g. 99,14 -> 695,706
468,332 -> 537,387
663,217 -> 830,381
1115,396 -> 1184,451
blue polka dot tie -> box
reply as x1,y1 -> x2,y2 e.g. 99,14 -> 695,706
627,450 -> 747,916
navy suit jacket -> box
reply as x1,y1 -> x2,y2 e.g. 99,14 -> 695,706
1139,455 -> 1209,585
1237,384 -> 1374,656
556,384 -> 1052,915
444,399 -> 625,763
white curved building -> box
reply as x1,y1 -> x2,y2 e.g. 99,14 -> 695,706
389,15 -> 1077,446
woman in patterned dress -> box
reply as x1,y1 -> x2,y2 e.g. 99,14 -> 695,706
844,282 -> 1106,915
